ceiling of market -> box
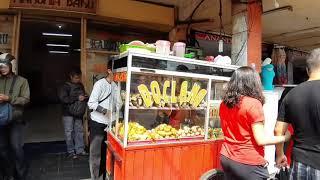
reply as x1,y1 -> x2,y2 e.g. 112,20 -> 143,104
139,0 -> 320,52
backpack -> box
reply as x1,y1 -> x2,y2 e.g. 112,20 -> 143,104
0,76 -> 17,126
66,82 -> 87,118
68,100 -> 87,118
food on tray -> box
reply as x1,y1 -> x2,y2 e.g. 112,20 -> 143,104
119,40 -> 156,53
208,128 -> 224,140
117,122 -> 209,142
177,125 -> 205,138
130,94 -> 145,108
151,124 -> 178,140
128,40 -> 145,46
118,122 -> 152,142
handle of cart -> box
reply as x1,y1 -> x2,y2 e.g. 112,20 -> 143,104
200,169 -> 224,180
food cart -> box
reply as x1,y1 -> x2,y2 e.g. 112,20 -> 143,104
106,51 -> 239,180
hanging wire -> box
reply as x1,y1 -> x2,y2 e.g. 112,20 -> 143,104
219,0 -> 224,38
186,0 -> 206,46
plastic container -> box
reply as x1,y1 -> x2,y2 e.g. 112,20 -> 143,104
184,52 -> 195,59
173,42 -> 186,57
155,40 -> 171,56
119,44 -> 155,53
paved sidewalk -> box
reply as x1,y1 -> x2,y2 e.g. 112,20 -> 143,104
27,153 -> 90,180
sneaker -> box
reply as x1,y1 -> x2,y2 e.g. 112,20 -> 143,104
72,154 -> 78,159
66,153 -> 77,159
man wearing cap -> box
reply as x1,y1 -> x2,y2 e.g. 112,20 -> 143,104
0,53 -> 30,180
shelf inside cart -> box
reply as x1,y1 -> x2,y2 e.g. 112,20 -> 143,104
129,106 -> 207,110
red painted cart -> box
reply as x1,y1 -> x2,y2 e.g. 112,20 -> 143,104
105,51 -> 238,180
106,132 -> 223,180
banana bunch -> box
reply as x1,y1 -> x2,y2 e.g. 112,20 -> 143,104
150,124 -> 178,140
118,122 -> 152,142
129,93 -> 207,109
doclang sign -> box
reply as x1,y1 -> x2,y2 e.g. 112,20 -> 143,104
10,0 -> 97,14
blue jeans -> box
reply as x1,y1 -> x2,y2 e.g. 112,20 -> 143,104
290,160 -> 320,180
62,116 -> 85,154
0,121 -> 27,180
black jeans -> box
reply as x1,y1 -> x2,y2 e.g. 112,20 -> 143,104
89,120 -> 108,180
0,122 -> 27,180
220,155 -> 269,180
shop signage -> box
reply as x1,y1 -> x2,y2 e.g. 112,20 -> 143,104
195,32 -> 231,44
138,81 -> 207,108
0,33 -> 9,45
10,0 -> 97,14
114,72 -> 127,82
0,16 -> 13,52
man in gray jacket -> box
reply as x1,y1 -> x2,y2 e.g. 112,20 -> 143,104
0,53 -> 30,180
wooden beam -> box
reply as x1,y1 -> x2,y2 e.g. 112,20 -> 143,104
176,19 -> 214,25
11,13 -> 17,55
14,12 -> 21,59
133,0 -> 175,8
81,17 -> 89,147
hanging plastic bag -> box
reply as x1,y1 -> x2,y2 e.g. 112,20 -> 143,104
275,168 -> 290,180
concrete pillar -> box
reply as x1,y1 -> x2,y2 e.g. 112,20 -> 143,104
232,0 -> 262,71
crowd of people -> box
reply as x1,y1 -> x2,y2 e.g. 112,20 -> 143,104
0,53 -> 119,180
1,48 -> 320,180
219,48 -> 320,180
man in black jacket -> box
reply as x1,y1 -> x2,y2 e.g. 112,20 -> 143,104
59,68 -> 88,159
275,48 -> 320,179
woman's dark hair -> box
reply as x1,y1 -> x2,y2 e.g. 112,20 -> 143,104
223,66 -> 265,108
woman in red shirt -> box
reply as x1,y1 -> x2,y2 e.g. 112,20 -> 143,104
219,66 -> 290,180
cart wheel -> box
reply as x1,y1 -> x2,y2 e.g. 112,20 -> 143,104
200,169 -> 224,180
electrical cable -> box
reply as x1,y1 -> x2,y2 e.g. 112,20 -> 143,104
186,0 -> 206,45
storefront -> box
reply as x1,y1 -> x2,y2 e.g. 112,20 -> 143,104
0,0 -> 174,144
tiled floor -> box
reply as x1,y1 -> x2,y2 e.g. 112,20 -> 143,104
25,142 -> 91,180
22,104 -> 91,180
27,153 -> 91,180
24,104 -> 65,143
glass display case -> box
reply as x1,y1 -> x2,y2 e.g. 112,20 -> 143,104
110,51 -> 238,147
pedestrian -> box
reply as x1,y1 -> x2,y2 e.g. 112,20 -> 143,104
0,53 -> 30,180
275,48 -> 320,180
219,66 -> 290,180
87,61 -> 122,180
58,68 -> 88,159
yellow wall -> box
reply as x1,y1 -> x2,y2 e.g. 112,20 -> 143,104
0,0 -> 9,9
97,0 -> 174,27
0,0 -> 174,31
